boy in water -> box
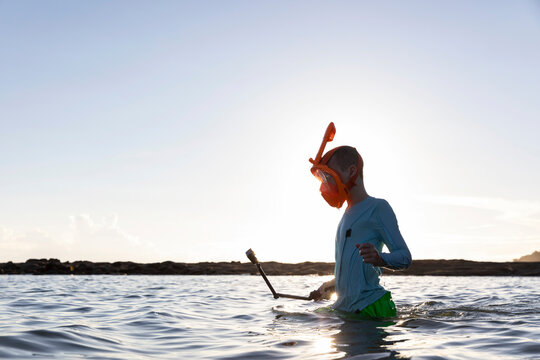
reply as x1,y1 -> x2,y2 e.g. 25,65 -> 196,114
309,123 -> 412,318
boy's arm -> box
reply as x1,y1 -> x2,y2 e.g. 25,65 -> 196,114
320,278 -> 335,292
375,200 -> 412,270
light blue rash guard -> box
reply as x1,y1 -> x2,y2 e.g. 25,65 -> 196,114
333,196 -> 412,313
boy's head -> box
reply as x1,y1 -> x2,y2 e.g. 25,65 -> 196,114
309,122 -> 364,209
323,146 -> 363,184
311,145 -> 363,208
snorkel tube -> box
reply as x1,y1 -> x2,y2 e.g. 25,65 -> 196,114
309,122 -> 336,167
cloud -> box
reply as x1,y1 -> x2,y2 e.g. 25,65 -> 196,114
0,214 -> 159,262
421,232 -> 539,244
69,214 -> 137,244
0,226 -> 64,261
64,214 -> 159,262
419,194 -> 540,229
412,194 -> 540,261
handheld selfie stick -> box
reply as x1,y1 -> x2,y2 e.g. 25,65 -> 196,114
246,249 -> 312,301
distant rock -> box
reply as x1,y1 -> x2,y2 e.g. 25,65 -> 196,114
0,258 -> 539,276
514,250 -> 540,262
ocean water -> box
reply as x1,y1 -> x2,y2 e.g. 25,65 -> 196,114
0,275 -> 539,359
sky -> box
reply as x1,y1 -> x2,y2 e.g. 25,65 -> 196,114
1,0 -> 539,263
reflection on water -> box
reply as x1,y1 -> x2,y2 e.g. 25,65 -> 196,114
332,319 -> 401,360
0,275 -> 538,359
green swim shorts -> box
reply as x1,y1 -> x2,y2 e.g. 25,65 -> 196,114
354,291 -> 396,318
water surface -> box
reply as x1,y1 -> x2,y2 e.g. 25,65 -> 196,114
0,275 -> 538,359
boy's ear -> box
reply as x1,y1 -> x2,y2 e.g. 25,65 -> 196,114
348,165 -> 357,179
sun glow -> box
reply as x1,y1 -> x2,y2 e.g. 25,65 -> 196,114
312,337 -> 335,355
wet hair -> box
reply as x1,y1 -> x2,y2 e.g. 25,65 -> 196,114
329,146 -> 363,180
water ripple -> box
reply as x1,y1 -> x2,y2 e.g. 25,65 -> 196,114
0,275 -> 538,359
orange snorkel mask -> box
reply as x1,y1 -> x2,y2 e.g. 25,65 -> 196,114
309,122 -> 361,209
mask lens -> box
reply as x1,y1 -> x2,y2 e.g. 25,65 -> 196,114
314,169 -> 333,184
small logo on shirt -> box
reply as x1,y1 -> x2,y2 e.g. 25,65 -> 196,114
346,229 -> 352,238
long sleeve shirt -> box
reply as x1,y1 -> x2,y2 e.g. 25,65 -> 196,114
333,196 -> 412,312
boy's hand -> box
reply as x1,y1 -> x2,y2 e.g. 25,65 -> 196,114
356,243 -> 385,267
309,281 -> 335,301
309,289 -> 322,301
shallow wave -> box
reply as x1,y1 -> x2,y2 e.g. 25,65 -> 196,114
0,275 -> 538,359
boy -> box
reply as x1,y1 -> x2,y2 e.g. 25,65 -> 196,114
309,123 -> 412,318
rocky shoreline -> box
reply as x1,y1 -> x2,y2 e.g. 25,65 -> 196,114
0,258 -> 539,276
